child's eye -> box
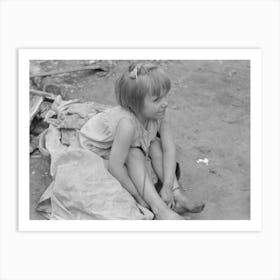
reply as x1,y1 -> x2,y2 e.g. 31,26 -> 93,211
153,95 -> 164,102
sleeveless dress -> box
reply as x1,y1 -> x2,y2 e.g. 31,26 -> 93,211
79,105 -> 161,160
36,105 -> 158,220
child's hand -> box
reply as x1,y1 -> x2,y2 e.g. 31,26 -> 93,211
160,185 -> 175,209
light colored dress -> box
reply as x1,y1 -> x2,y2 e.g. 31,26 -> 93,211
37,101 -> 156,220
79,105 -> 161,160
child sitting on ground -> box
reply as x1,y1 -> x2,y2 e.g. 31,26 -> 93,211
79,62 -> 204,220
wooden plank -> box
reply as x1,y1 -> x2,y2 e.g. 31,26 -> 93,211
30,65 -> 108,78
30,95 -> 43,124
30,89 -> 55,100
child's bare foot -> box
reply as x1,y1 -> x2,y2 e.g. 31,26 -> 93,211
153,206 -> 186,220
173,188 -> 205,214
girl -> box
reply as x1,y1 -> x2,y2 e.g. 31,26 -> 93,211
79,62 -> 204,220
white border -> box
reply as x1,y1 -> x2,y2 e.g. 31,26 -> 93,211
19,49 -> 262,232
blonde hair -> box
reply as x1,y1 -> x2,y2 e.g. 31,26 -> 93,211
115,62 -> 171,115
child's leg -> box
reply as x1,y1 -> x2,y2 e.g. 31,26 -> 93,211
103,159 -> 148,208
149,139 -> 205,213
126,147 -> 184,220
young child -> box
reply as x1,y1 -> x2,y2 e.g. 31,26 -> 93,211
79,62 -> 204,220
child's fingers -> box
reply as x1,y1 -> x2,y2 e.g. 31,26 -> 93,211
167,201 -> 172,209
167,199 -> 175,209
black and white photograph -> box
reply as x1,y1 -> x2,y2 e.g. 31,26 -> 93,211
18,48 -> 261,231
29,59 -> 250,221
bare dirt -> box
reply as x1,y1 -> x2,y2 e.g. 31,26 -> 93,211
30,60 -> 250,220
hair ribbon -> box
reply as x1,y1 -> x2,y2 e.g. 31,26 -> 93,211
129,65 -> 138,81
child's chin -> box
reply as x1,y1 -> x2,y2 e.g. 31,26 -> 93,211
156,113 -> 166,119
149,112 -> 165,120
152,115 -> 163,120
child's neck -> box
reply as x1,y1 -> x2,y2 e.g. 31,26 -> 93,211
136,113 -> 148,129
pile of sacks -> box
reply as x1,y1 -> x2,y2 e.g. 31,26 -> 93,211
36,95 -> 154,220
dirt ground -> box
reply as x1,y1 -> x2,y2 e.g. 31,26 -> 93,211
30,60 -> 250,220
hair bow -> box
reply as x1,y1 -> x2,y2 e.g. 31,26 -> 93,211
129,65 -> 138,81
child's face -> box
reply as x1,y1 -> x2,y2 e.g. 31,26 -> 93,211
140,92 -> 169,120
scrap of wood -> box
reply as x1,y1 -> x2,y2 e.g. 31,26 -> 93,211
30,89 -> 55,100
30,95 -> 44,124
30,65 -> 108,78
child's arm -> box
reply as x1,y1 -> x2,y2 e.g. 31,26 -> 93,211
159,112 -> 177,206
108,118 -> 147,206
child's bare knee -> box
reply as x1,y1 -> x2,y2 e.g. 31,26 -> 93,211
126,147 -> 144,165
149,138 -> 162,160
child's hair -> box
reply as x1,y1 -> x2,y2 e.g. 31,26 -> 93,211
115,62 -> 171,115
